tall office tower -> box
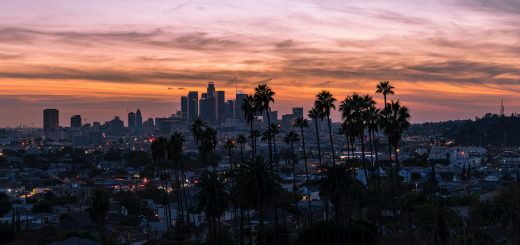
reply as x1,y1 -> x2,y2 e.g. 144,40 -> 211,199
216,90 -> 225,125
108,116 -> 125,136
235,92 -> 247,123
263,109 -> 278,125
199,82 -> 217,125
70,115 -> 82,128
181,96 -> 188,121
128,112 -> 136,129
136,109 -> 143,128
224,100 -> 234,121
281,114 -> 295,129
292,107 -> 304,119
207,82 -> 215,97
199,93 -> 210,123
187,91 -> 199,122
43,109 -> 59,137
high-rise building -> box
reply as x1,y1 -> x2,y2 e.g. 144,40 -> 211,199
199,83 -> 217,125
128,112 -> 136,129
135,109 -> 143,129
281,114 -> 295,129
207,82 -> 215,97
43,109 -> 59,135
181,96 -> 188,121
187,91 -> 199,121
217,90 -> 225,125
235,92 -> 247,123
263,110 -> 278,125
107,116 -> 124,136
292,107 -> 304,119
224,100 -> 234,121
70,115 -> 82,128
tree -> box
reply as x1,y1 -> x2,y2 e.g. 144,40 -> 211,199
308,107 -> 323,167
254,83 -> 280,244
194,171 -> 230,245
0,193 -> 11,217
242,95 -> 258,158
294,117 -> 313,224
382,100 -> 411,171
151,137 -> 172,231
254,84 -> 276,169
375,81 -> 395,106
236,135 -> 247,162
314,90 -> 337,166
90,189 -> 109,245
284,131 -> 300,194
191,118 -> 207,144
224,139 -> 236,168
198,126 -> 218,168
234,157 -> 281,245
168,132 -> 188,228
317,164 -> 352,224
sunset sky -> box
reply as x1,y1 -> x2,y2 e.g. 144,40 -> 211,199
1,0 -> 520,127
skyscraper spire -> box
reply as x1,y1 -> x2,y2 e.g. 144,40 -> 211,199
500,98 -> 505,117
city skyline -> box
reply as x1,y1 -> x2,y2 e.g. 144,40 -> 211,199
1,0 -> 520,126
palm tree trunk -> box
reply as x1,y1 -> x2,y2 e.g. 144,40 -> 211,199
250,122 -> 255,159
370,130 -> 383,234
326,115 -> 336,166
300,126 -> 312,225
314,119 -> 328,221
266,112 -> 279,245
360,132 -> 369,188
240,144 -> 244,162
240,201 -> 245,245
388,138 -> 398,231
314,120 -> 323,167
291,142 -> 296,195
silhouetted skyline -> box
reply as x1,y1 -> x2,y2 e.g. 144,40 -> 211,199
1,0 -> 519,126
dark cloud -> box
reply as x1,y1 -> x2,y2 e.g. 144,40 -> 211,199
460,0 -> 520,15
275,39 -> 294,48
0,27 -> 243,50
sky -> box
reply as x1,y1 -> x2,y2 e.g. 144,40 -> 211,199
1,0 -> 520,127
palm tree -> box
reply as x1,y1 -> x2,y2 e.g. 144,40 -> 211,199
194,171 -> 230,244
314,90 -> 337,166
236,135 -> 247,162
382,100 -> 411,172
198,126 -> 218,169
366,105 -> 383,233
317,164 -> 351,224
339,97 -> 354,159
249,129 -> 261,157
376,81 -> 395,106
91,189 -> 109,245
294,117 -> 313,224
242,95 -> 258,158
224,138 -> 236,168
284,131 -> 300,195
261,124 -> 281,173
191,118 -> 207,144
234,157 -> 281,245
254,84 -> 279,241
254,84 -> 276,168
168,133 -> 186,226
308,107 -> 323,167
151,137 -> 172,230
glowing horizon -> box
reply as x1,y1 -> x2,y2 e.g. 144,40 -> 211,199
1,0 -> 520,127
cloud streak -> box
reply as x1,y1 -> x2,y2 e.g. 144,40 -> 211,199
0,0 -> 519,126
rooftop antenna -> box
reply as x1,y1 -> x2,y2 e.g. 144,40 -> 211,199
500,99 -> 505,116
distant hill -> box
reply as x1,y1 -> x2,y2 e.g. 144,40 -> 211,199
409,113 -> 520,146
